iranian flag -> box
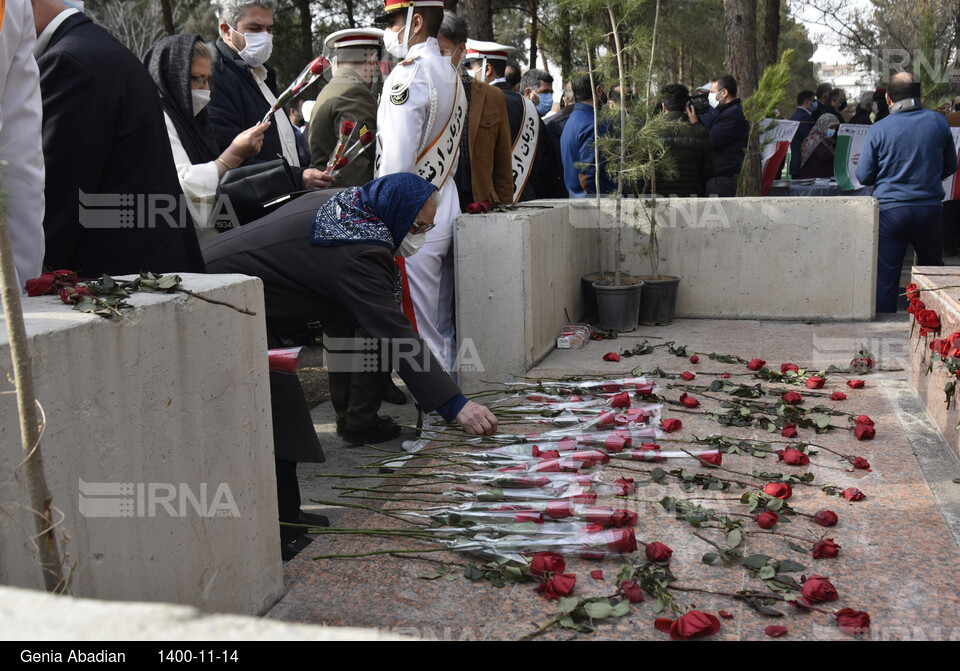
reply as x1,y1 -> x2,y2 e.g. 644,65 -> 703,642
833,124 -> 870,191
760,120 -> 799,195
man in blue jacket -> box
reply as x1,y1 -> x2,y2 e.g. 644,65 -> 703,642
856,71 -> 958,313
687,74 -> 749,196
560,71 -> 615,198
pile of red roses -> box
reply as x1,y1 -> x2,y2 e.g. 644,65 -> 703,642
906,285 -> 940,337
24,269 -> 92,305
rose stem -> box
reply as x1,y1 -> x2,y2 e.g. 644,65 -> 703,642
668,585 -> 835,615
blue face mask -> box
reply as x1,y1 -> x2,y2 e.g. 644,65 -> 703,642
812,101 -> 819,112
536,92 -> 553,116
826,128 -> 836,138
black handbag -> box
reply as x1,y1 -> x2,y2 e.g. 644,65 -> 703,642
215,157 -> 308,227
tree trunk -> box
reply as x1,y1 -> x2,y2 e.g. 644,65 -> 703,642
762,0 -> 780,69
723,0 -> 758,98
0,186 -> 66,594
297,0 -> 313,61
529,0 -> 539,69
460,0 -> 493,41
678,42 -> 685,89
160,0 -> 175,35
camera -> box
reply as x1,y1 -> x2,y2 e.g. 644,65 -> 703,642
688,92 -> 710,116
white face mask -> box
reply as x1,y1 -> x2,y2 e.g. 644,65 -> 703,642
383,27 -> 407,60
708,91 -> 719,108
233,29 -> 273,68
192,89 -> 211,115
396,232 -> 427,257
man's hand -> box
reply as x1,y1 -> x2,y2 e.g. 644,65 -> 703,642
685,101 -> 698,124
302,168 -> 334,190
456,400 -> 498,436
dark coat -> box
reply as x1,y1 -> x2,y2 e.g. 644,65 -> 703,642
201,190 -> 462,461
36,13 -> 205,276
648,111 -> 715,196
207,39 -> 304,181
707,98 -> 750,177
493,82 -> 566,200
308,69 -> 377,186
788,107 -> 815,176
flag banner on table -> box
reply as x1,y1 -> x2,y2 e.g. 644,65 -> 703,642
834,124 -> 870,191
941,128 -> 960,201
760,120 -> 799,196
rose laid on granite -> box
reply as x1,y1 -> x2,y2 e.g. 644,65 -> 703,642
689,355 -> 699,364
755,511 -> 779,529
812,539 -> 841,559
907,298 -> 924,315
620,580 -> 644,603
847,379 -> 865,389
536,573 -> 576,600
765,625 -> 788,638
681,371 -> 696,381
801,575 -> 839,602
782,391 -> 803,404
842,487 -> 866,501
805,375 -> 825,389
679,392 -> 700,408
814,510 -> 839,527
612,478 -> 635,496
590,570 -> 604,580
698,451 -> 722,467
778,448 -> 809,466
763,482 -> 793,499
916,308 -> 941,336
906,283 -> 920,301
611,392 -> 631,408
747,358 -> 766,371
661,418 -> 682,433
645,541 -> 673,562
830,391 -> 847,401
530,552 -> 565,577
607,527 -> 638,554
603,352 -> 621,362
781,362 -> 800,374
853,457 -> 871,471
781,424 -> 798,438
655,610 -> 722,640
835,608 -> 870,637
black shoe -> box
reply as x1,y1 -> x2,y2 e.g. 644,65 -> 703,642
383,377 -> 408,405
342,418 -> 403,445
297,510 -> 330,528
281,534 -> 313,561
335,419 -> 344,436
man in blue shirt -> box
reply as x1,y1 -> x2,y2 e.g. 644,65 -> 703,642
856,71 -> 958,313
560,71 -> 615,198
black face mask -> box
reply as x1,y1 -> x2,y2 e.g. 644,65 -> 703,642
837,100 -> 847,111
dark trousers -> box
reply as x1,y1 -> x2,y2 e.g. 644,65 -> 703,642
943,201 -> 960,255
876,205 -> 944,313
324,323 -> 388,433
706,174 -> 738,197
275,458 -> 301,544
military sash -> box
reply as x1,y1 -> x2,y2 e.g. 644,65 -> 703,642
512,97 -> 540,203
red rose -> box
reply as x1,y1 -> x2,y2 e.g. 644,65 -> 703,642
698,451 -> 722,467
645,541 -> 673,562
530,552 -> 565,577
607,527 -> 638,554
812,538 -> 841,559
340,119 -> 356,136
604,433 -> 630,453
334,157 -> 349,169
801,574 -> 839,602
906,283 -> 920,300
814,510 -> 839,527
590,570 -> 604,580
854,422 -> 875,441
308,56 -> 330,74
778,448 -> 809,466
531,446 -> 560,459
571,450 -> 609,465
805,375 -> 825,389
718,610 -> 734,619
557,437 -> 577,450
930,339 -> 948,357
782,391 -> 803,405
842,487 -> 866,501
755,511 -> 779,529
515,511 -> 544,524
747,358 -> 766,371
830,391 -> 847,401
536,573 -> 576,600
765,625 -> 788,638
635,382 -> 655,395
24,272 -> 56,296
608,509 -> 639,527
835,608 -> 871,637
546,501 -> 574,519
465,201 -> 490,214
781,363 -> 799,374
847,379 -> 865,389
603,352 -> 621,362
763,482 -> 793,499
721,373 -> 731,378
59,286 -> 92,305
679,392 -> 700,408
689,355 -> 699,364
611,391 -> 631,408
620,580 -> 644,603
907,298 -> 924,315
855,415 -> 874,425
359,131 -> 375,146
781,423 -> 798,438
681,371 -> 696,381
612,477 -> 635,496
661,418 -> 682,433
655,610 -> 722,640
853,456 -> 871,470
916,308 -> 940,334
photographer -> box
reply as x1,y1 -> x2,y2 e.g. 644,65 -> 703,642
649,84 -> 714,196
686,74 -> 749,197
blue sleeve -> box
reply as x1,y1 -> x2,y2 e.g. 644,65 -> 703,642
942,124 -> 958,181
437,393 -> 469,423
855,131 -> 878,186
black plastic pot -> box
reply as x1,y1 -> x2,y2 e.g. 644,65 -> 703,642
581,272 -> 613,322
638,276 -> 681,326
594,281 -> 644,332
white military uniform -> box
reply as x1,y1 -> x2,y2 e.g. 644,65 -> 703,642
376,37 -> 461,376
1,0 -> 46,292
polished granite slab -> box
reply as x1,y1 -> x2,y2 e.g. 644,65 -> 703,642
268,318 -> 960,641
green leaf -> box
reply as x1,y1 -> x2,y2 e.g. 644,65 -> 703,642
787,542 -> 808,554
558,596 -> 579,613
766,498 -> 783,512
776,560 -> 805,573
702,552 -> 718,565
463,565 -> 483,580
742,554 -> 771,569
504,566 -> 524,579
651,597 -> 665,614
443,572 -> 458,582
727,528 -> 742,548
610,599 -> 631,617
758,565 -> 776,580
490,576 -> 505,588
421,572 -> 442,580
583,601 -> 613,619
558,616 -> 577,630
815,414 -> 831,429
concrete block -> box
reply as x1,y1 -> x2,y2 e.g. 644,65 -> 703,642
0,274 -> 282,614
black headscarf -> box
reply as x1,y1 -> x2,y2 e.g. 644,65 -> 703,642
144,34 -> 220,165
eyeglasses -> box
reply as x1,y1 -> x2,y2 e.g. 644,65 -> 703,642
409,220 -> 435,235
190,75 -> 212,87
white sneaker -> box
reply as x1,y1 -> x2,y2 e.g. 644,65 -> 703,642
401,438 -> 428,453
381,439 -> 429,471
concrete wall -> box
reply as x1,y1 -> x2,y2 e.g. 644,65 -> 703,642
455,197 -> 878,390
0,274 -> 282,615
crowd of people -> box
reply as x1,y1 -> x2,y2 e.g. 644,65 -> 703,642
2,0 -> 958,558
